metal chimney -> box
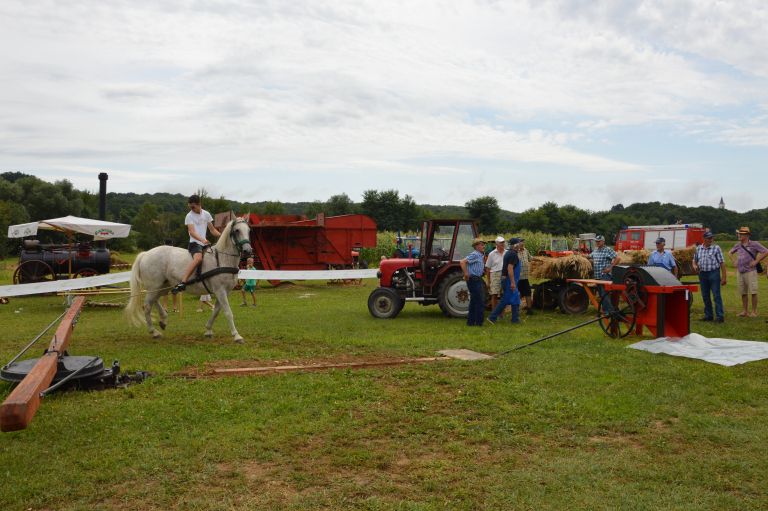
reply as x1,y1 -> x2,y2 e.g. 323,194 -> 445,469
98,172 -> 108,220
98,173 -> 108,249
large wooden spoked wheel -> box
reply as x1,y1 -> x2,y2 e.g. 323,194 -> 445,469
13,260 -> 55,285
598,291 -> 638,338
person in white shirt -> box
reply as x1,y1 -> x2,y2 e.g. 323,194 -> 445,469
485,236 -> 506,312
172,194 -> 221,293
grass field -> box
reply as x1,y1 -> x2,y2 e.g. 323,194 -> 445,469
1,257 -> 767,510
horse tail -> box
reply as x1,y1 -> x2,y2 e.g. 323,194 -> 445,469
125,251 -> 146,326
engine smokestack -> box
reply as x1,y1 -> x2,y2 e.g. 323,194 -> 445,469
98,173 -> 108,249
98,172 -> 108,220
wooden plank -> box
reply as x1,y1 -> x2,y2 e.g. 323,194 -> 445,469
212,357 -> 445,376
1,296 -> 86,432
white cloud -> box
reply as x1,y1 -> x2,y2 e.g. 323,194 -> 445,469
0,0 -> 766,210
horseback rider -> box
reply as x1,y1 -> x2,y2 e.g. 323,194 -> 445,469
172,194 -> 221,294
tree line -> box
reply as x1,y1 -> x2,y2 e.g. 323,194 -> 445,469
1,172 -> 765,258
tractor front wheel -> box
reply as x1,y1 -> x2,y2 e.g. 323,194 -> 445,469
368,287 -> 404,319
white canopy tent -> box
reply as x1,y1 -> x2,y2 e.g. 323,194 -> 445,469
7,215 -> 131,240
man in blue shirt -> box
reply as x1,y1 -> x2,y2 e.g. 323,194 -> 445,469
693,231 -> 727,322
460,238 -> 487,326
487,237 -> 522,324
647,237 -> 678,277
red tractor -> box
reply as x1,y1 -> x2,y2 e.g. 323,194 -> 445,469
368,219 -> 482,319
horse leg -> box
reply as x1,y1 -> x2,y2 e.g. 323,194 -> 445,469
204,299 -> 222,338
144,291 -> 163,338
157,295 -> 169,330
211,291 -> 244,344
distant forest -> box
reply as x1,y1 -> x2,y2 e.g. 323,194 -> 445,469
0,172 -> 765,257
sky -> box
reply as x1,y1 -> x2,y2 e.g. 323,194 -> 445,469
1,0 -> 767,213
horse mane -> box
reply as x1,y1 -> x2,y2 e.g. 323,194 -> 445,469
215,218 -> 235,251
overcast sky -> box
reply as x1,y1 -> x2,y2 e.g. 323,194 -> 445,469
1,0 -> 766,213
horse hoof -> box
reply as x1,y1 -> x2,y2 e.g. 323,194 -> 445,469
204,331 -> 213,338
159,322 -> 166,330
152,331 -> 162,339
234,336 -> 244,344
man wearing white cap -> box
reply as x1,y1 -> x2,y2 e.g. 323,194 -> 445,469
485,236 -> 506,312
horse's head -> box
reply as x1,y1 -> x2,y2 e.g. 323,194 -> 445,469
229,217 -> 252,256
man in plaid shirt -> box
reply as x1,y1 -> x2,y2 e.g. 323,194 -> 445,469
588,235 -> 621,312
693,231 -> 727,322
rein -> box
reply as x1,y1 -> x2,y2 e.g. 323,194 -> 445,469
190,218 -> 250,292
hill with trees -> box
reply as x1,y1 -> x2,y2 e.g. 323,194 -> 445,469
0,172 -> 765,257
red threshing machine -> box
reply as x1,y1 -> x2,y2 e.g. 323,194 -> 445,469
215,212 -> 377,280
568,266 -> 698,338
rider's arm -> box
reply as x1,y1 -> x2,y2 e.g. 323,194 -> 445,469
208,222 -> 221,238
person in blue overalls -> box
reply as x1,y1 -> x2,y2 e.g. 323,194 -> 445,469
487,237 -> 522,324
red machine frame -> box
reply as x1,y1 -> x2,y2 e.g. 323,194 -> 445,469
568,278 -> 698,338
215,212 -> 377,272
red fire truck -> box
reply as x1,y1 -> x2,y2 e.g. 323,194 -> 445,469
615,223 -> 706,251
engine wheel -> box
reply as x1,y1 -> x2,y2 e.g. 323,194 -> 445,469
598,291 -> 637,338
368,287 -> 404,319
13,260 -> 55,285
558,283 -> 589,314
437,272 -> 478,318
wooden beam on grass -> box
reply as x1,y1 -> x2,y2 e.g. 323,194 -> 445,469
211,357 -> 446,376
1,296 -> 86,432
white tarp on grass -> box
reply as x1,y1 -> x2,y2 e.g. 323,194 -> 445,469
628,333 -> 768,366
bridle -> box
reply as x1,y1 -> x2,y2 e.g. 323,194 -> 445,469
211,218 -> 252,258
229,218 -> 251,254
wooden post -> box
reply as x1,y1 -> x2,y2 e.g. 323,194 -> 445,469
1,296 -> 86,432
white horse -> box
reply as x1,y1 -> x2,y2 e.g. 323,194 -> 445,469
126,217 -> 253,343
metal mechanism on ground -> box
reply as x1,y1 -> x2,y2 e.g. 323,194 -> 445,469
1,296 -> 147,432
569,265 -> 698,338
368,219 -> 481,319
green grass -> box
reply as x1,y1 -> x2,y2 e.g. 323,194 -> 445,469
1,257 -> 767,510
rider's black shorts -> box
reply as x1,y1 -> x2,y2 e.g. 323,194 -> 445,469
188,242 -> 203,255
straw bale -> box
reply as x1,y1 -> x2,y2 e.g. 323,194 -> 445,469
530,255 -> 592,280
618,250 -> 649,265
672,246 -> 695,265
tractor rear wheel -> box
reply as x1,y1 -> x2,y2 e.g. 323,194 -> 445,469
368,287 -> 403,319
558,283 -> 589,314
532,280 -> 560,310
437,272 -> 477,318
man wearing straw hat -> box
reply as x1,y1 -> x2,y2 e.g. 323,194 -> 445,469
728,227 -> 767,317
460,238 -> 488,326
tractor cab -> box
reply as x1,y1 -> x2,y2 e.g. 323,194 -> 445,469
370,220 -> 480,319
539,238 -> 574,258
575,233 -> 597,254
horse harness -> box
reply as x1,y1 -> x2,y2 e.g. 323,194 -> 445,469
184,218 -> 250,294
